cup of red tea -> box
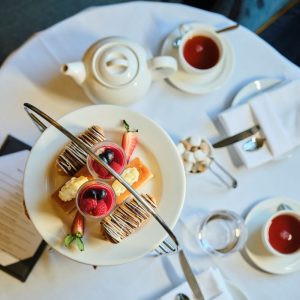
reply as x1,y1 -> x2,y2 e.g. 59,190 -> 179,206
178,25 -> 225,76
76,179 -> 116,220
87,141 -> 126,181
262,210 -> 300,256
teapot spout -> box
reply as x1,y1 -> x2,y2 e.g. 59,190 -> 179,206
61,62 -> 86,85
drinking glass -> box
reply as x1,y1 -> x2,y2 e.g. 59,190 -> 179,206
198,210 -> 248,256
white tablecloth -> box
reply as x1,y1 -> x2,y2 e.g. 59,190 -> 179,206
1,2 -> 300,299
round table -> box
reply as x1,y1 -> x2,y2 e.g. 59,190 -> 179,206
1,2 -> 300,299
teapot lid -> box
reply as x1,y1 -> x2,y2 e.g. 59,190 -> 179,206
93,45 -> 138,87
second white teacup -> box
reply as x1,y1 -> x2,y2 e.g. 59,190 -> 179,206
177,24 -> 225,77
262,210 -> 300,257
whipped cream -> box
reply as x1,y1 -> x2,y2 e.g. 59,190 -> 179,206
112,167 -> 139,196
59,176 -> 88,201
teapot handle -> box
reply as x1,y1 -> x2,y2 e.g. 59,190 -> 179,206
148,56 -> 177,80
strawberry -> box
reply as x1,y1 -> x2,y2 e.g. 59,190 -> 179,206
93,200 -> 108,216
64,211 -> 85,251
122,120 -> 138,162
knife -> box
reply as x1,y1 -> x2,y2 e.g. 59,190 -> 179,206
179,249 -> 204,300
212,125 -> 260,148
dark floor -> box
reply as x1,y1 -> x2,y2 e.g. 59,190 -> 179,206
185,0 -> 300,67
260,2 -> 300,67
0,0 -> 299,67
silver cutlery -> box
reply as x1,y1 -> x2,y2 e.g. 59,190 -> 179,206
242,136 -> 265,152
179,250 -> 204,300
216,23 -> 239,33
173,24 -> 239,48
176,293 -> 190,300
212,125 -> 260,148
208,157 -> 238,188
277,203 -> 292,211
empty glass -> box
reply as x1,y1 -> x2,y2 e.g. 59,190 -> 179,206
198,210 -> 248,256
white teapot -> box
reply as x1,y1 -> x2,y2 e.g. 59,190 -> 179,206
61,37 -> 177,105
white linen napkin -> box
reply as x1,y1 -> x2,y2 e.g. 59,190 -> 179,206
218,79 -> 300,168
160,267 -> 234,300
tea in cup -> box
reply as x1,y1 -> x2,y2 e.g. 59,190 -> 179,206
262,210 -> 300,256
177,25 -> 225,77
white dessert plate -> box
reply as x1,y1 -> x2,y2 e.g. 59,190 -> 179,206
24,105 -> 186,266
231,78 -> 282,107
244,196 -> 300,274
161,22 -> 234,94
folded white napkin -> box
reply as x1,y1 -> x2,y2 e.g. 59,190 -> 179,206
219,79 -> 300,168
160,267 -> 234,300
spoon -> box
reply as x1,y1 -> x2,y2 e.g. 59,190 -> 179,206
176,293 -> 190,300
172,24 -> 239,48
277,203 -> 292,211
242,137 -> 265,152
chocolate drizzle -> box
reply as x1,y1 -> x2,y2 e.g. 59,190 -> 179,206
101,194 -> 157,244
56,125 -> 105,176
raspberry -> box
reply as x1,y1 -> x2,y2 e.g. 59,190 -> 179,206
110,161 -> 123,174
93,200 -> 108,216
93,161 -> 109,178
81,198 -> 97,213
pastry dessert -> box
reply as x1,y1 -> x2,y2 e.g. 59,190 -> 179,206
52,166 -> 92,213
101,194 -> 157,244
112,157 -> 154,205
87,141 -> 126,180
52,156 -> 153,213
56,125 -> 105,176
53,121 -> 158,250
76,179 -> 116,219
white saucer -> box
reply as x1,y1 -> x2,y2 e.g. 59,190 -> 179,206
161,22 -> 234,94
226,281 -> 248,300
232,78 -> 282,106
244,196 -> 300,274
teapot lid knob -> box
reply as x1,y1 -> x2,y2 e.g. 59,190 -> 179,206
93,45 -> 138,87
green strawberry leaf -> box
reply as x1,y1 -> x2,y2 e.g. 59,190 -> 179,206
76,232 -> 83,238
76,237 -> 85,251
64,234 -> 75,247
123,120 -> 138,132
123,120 -> 130,132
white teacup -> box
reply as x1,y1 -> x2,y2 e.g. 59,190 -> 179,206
177,24 -> 225,77
262,210 -> 300,257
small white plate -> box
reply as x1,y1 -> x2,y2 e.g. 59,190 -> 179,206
244,196 -> 300,274
231,78 -> 293,161
24,105 -> 186,266
161,22 -> 234,94
232,78 -> 282,107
